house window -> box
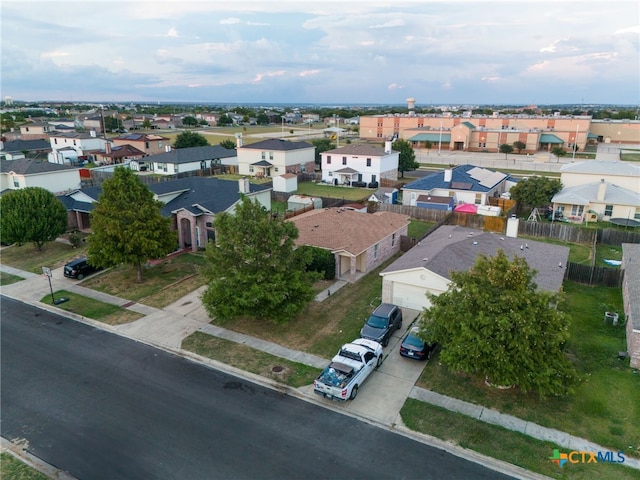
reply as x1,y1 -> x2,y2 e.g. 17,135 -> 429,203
158,142 -> 163,148
274,167 -> 279,173
571,205 -> 584,217
391,233 -> 396,247
475,194 -> 482,205
13,180 -> 19,188
269,152 -> 274,160
328,172 -> 333,177
249,166 -> 254,173
73,140 -> 76,146
327,156 -> 331,164
366,158 -> 371,167
342,156 -> 347,165
374,244 -> 379,259
604,205 -> 613,216
25,127 -> 29,132
261,152 -> 266,160
145,142 -> 150,149
479,142 -> 486,148
54,138 -> 57,144
161,163 -> 168,172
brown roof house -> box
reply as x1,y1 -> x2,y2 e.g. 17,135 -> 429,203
288,207 -> 409,281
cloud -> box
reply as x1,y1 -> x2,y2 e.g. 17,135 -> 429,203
220,17 -> 241,25
481,76 -> 501,82
299,69 -> 320,77
370,19 -> 405,29
388,83 -> 404,90
40,51 -> 71,59
166,27 -> 179,38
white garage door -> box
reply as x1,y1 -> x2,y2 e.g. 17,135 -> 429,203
391,282 -> 431,310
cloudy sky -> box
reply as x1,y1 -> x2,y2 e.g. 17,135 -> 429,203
1,0 -> 638,105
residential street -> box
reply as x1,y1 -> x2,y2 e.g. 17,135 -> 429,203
1,296 -> 515,480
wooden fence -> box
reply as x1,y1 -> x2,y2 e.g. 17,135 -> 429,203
565,262 -> 624,287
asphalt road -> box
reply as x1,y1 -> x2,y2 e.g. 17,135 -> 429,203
1,296 -> 514,480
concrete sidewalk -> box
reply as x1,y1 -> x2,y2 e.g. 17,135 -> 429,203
2,262 -> 638,474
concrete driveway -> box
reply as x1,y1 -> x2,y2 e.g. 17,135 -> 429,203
301,308 -> 429,426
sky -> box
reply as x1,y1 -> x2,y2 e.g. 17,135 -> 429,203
1,0 -> 639,106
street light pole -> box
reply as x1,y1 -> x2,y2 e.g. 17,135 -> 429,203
438,120 -> 442,156
572,124 -> 579,162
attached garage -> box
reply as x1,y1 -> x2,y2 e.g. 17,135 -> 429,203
381,268 -> 450,311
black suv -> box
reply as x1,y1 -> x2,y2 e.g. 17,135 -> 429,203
360,303 -> 402,347
63,257 -> 98,280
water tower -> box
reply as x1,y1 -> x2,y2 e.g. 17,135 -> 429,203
407,97 -> 416,116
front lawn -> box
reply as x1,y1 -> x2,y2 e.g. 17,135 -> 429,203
205,256 -> 399,359
0,241 -> 88,274
415,281 -> 639,457
81,253 -> 207,308
40,290 -> 143,325
0,270 -> 24,286
401,400 -> 639,480
181,333 -> 321,388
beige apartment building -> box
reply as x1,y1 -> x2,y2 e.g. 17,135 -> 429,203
359,114 -> 640,153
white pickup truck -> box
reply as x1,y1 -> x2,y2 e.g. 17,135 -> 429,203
313,338 -> 383,402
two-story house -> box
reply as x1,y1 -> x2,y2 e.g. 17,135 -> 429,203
1,158 -> 81,194
112,133 -> 170,156
321,143 -> 399,187
236,138 -> 315,178
130,145 -> 237,174
551,160 -> 640,223
48,131 -> 108,165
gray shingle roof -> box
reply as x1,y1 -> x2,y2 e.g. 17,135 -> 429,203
1,139 -> 51,153
145,145 -> 236,164
239,138 -> 313,151
552,181 -> 640,206
560,160 -> 640,177
382,225 -> 569,292
0,158 -> 79,174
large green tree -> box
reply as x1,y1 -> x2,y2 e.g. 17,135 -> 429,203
551,146 -> 567,162
181,115 -> 198,127
392,139 -> 419,177
310,138 -> 336,165
0,187 -> 67,250
88,167 -> 176,282
421,250 -> 579,398
201,196 -> 317,323
218,139 -> 236,150
173,131 -> 209,149
509,175 -> 562,209
499,143 -> 514,159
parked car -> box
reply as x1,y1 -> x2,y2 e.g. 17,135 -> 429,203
399,327 -> 438,360
63,257 -> 99,280
313,338 -> 383,402
360,303 -> 402,347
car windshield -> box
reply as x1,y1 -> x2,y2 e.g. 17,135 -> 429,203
403,333 -> 424,348
366,314 -> 387,329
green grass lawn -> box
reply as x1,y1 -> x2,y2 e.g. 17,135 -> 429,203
81,253 -> 207,308
408,220 -> 436,239
401,400 -> 640,480
1,241 -> 88,274
0,270 -> 24,286
0,453 -> 50,480
181,333 -> 321,388
415,281 -> 639,457
295,182 -> 373,201
40,290 -> 143,325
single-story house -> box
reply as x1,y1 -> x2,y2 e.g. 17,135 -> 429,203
58,176 -> 271,251
1,158 -> 81,195
622,243 -> 640,368
402,164 -> 511,207
321,143 -> 399,186
129,145 -> 237,174
288,207 -> 409,281
380,225 -> 569,310
0,139 -> 51,160
551,180 -> 640,224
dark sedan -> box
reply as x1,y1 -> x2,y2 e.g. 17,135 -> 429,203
399,327 -> 437,360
